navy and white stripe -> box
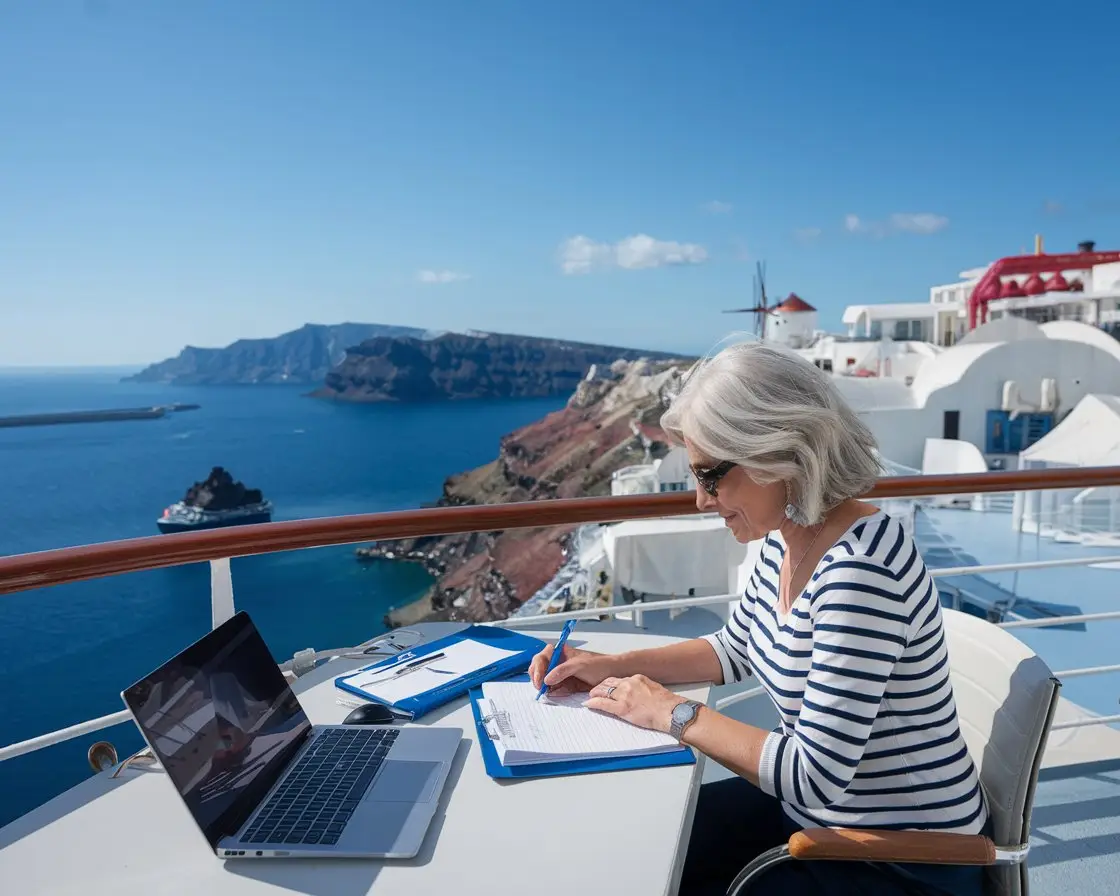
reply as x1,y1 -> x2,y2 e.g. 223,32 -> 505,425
703,510 -> 989,833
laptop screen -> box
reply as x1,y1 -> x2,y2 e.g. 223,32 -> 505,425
122,612 -> 312,847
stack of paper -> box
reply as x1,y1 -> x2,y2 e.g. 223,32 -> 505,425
477,680 -> 682,767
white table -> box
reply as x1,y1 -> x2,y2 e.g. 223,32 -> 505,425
0,628 -> 711,896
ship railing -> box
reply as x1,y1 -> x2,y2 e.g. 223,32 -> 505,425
3,465 -> 1120,766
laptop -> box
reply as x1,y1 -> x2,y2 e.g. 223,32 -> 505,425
121,611 -> 462,859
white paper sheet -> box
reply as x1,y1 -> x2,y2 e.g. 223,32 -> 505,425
340,639 -> 522,704
478,680 -> 680,766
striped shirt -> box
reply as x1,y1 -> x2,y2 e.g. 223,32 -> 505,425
703,509 -> 989,833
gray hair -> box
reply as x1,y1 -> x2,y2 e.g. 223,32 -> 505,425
660,340 -> 882,525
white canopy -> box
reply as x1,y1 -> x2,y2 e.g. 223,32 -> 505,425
602,516 -> 747,596
1021,394 -> 1120,466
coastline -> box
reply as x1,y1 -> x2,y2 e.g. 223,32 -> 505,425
360,358 -> 689,630
385,591 -> 437,628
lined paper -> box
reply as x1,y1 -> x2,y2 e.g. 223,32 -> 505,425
340,639 -> 521,704
479,680 -> 681,766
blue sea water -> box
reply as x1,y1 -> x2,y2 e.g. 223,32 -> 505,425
0,370 -> 564,827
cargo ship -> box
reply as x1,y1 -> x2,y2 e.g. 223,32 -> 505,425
156,466 -> 272,533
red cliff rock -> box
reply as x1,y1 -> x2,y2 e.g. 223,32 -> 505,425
357,358 -> 691,627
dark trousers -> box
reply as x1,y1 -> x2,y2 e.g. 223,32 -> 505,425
678,777 -> 987,896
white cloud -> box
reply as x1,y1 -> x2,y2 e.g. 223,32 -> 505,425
843,212 -> 948,237
702,200 -> 733,214
558,234 -> 708,274
794,226 -> 823,243
888,212 -> 949,234
417,269 -> 471,284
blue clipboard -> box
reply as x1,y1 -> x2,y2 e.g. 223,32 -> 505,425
469,675 -> 697,779
334,626 -> 547,720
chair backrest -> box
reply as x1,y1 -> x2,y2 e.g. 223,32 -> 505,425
941,608 -> 1061,896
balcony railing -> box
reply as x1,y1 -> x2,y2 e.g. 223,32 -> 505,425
3,465 -> 1120,768
4,466 -> 1120,596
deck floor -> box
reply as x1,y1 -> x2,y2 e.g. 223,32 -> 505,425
1029,762 -> 1120,894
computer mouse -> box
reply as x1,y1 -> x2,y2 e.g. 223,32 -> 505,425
342,703 -> 397,726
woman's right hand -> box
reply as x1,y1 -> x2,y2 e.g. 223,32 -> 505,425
528,643 -> 623,696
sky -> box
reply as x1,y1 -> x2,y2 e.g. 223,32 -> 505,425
3,1 -> 1120,366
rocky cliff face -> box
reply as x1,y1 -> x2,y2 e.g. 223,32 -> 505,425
314,331 -> 680,402
356,358 -> 693,627
126,322 -> 427,385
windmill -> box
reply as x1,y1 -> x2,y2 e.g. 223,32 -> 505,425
723,260 -> 774,339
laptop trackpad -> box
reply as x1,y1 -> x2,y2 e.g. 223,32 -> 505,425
366,760 -> 442,803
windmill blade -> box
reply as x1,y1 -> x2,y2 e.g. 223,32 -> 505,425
752,260 -> 770,337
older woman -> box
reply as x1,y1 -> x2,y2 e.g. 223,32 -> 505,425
528,341 -> 989,896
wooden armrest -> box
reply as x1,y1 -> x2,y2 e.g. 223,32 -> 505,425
788,828 -> 997,865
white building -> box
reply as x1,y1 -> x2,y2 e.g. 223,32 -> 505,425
835,239 -> 1120,352
610,445 -> 696,497
799,334 -> 941,383
843,302 -> 945,345
844,319 -> 1120,469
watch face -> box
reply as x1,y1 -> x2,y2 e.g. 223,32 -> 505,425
672,702 -> 695,724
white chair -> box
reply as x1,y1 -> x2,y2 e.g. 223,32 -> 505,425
728,607 -> 1061,896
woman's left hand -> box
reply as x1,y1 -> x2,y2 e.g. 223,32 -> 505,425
585,675 -> 684,734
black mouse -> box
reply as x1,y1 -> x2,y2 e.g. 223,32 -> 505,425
342,703 -> 398,726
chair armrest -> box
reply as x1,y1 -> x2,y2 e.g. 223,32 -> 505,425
788,828 -> 997,865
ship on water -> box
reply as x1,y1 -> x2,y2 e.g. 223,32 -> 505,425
157,466 -> 272,533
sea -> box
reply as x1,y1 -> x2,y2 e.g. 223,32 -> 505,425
0,369 -> 565,827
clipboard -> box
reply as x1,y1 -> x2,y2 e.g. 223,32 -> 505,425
334,626 -> 547,720
469,675 -> 697,780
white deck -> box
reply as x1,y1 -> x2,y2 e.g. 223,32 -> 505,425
0,629 -> 710,896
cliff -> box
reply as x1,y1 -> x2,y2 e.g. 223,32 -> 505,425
356,357 -> 694,627
313,331 -> 681,402
126,322 -> 428,385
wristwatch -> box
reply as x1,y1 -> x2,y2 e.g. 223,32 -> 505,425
669,700 -> 703,742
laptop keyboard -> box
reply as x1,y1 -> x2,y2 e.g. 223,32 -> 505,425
242,727 -> 399,846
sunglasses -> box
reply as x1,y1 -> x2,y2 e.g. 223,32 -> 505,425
691,460 -> 736,496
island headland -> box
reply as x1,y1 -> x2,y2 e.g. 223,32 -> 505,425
128,323 -> 678,397
125,322 -> 429,385
313,330 -> 682,402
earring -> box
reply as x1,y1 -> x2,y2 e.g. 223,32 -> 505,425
784,482 -> 808,527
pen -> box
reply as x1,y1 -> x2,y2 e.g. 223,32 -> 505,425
536,619 -> 577,701
365,652 -> 446,683
391,652 -> 446,676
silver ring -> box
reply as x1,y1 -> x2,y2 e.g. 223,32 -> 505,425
605,686 -> 617,698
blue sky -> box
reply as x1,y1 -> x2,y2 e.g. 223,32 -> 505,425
3,1 -> 1120,365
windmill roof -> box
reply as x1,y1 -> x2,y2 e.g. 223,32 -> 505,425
773,293 -> 815,312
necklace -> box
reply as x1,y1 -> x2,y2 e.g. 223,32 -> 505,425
782,522 -> 827,609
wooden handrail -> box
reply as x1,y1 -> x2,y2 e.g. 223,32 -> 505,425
2,465 -> 1119,596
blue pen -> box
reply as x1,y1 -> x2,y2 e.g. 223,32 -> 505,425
536,619 -> 577,701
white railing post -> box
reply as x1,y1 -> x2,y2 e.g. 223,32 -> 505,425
210,557 -> 235,629
632,598 -> 645,629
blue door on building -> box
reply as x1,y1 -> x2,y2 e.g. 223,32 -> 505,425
985,410 -> 1054,453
